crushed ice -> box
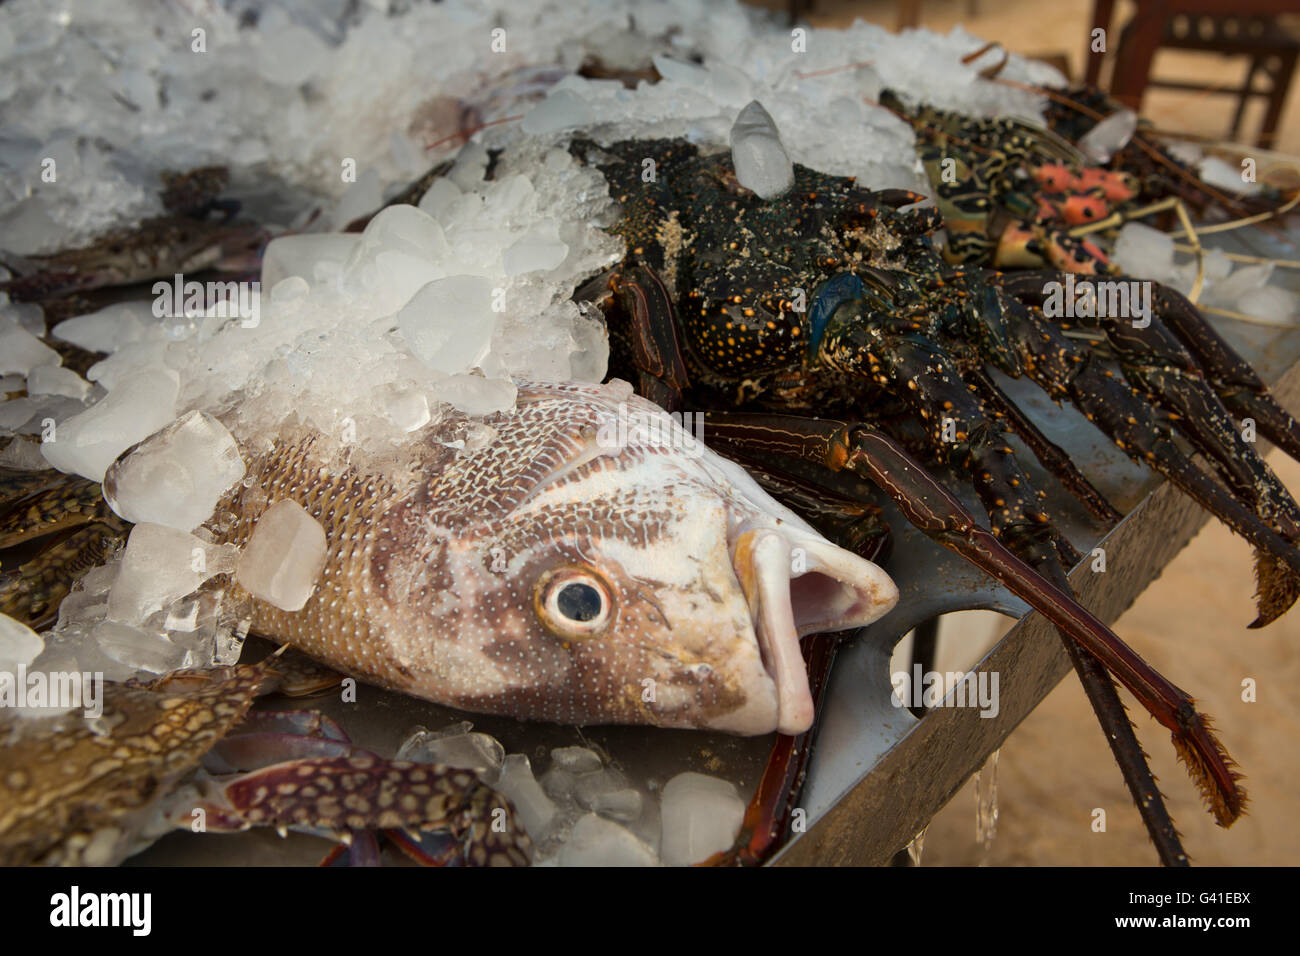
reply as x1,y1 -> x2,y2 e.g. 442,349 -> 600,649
0,0 -> 1292,865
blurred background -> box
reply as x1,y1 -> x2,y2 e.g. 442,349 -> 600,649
751,0 -> 1300,155
745,0 -> 1300,866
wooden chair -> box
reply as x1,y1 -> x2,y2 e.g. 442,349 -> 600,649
1090,0 -> 1299,148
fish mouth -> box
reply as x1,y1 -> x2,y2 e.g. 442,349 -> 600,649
732,527 -> 899,735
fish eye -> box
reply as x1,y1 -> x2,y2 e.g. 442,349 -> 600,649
536,567 -> 614,639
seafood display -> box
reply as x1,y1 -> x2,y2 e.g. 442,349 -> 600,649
1,0 -> 1298,869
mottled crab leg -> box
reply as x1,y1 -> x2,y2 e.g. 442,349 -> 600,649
703,412 -> 1246,834
0,470 -> 127,629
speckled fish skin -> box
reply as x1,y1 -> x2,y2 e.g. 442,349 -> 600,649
217,380 -> 898,736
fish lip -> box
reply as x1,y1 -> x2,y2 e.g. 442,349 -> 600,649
732,526 -> 899,735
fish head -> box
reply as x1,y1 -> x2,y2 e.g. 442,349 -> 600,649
374,381 -> 897,736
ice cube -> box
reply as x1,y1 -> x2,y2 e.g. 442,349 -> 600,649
25,364 -> 90,401
1199,156 -> 1261,196
730,101 -> 794,200
1238,285 -> 1296,325
397,727 -> 505,778
590,788 -> 644,823
397,276 -> 497,374
449,142 -> 490,192
359,204 -> 451,262
659,772 -> 746,867
261,234 -> 361,288
0,612 -> 44,670
106,523 -> 237,625
550,746 -> 604,774
432,374 -> 516,416
1078,109 -> 1137,164
418,177 -> 462,222
1112,222 -> 1175,281
383,387 -> 431,432
540,767 -> 578,803
332,168 -> 383,230
93,620 -> 189,675
0,320 -> 60,375
559,813 -> 659,867
521,90 -> 592,135
40,366 -> 180,482
103,410 -> 246,531
4,302 -> 45,336
503,219 -> 569,275
51,301 -> 152,354
494,754 -> 558,842
234,499 -> 329,612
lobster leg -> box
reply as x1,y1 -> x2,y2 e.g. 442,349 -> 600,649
965,364 -> 1123,525
1150,282 -> 1300,464
994,273 -> 1300,624
1000,270 -> 1300,535
703,411 -> 1245,834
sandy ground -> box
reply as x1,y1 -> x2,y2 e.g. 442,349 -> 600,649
743,0 -> 1300,864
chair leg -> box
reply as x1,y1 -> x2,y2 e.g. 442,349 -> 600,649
1258,50 -> 1298,149
1230,55 -> 1263,142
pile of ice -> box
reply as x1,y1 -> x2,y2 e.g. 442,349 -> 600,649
1112,221 -> 1296,325
0,0 -> 1080,687
398,723 -> 747,866
0,0 -> 1071,257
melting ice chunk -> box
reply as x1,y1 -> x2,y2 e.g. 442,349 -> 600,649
1112,222 -> 1175,281
432,374 -> 517,416
521,90 -> 592,135
235,499 -> 328,612
418,177 -> 461,222
41,367 -> 180,482
0,612 -> 44,671
1199,156 -> 1261,196
106,523 -> 239,625
730,100 -> 794,200
26,364 -> 90,401
382,387 -> 432,432
503,219 -> 569,276
1078,108 -> 1137,164
51,301 -> 152,354
103,410 -> 246,531
559,814 -> 659,867
659,772 -> 746,866
550,746 -> 604,774
94,620 -> 189,675
262,233 -> 361,288
397,276 -> 497,375
0,321 -> 60,376
494,754 -> 558,842
397,724 -> 506,779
